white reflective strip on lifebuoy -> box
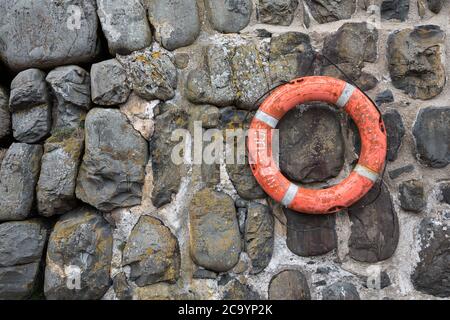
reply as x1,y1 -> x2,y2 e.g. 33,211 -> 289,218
281,183 -> 299,207
354,164 -> 379,182
255,110 -> 279,128
336,83 -> 355,108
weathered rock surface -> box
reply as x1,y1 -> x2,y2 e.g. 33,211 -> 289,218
279,104 -> 344,183
245,203 -> 274,274
76,108 -> 148,212
322,282 -> 360,300
147,0 -> 200,50
119,93 -> 155,141
46,66 -> 91,131
383,109 -> 405,162
427,0 -> 444,13
231,42 -> 270,110
284,207 -> 337,256
0,220 -> 47,267
305,0 -> 356,24
381,0 -> 409,21
388,164 -> 415,180
412,218 -> 450,297
258,0 -> 299,26
387,25 -> 445,100
44,207 -> 113,300
399,180 -> 426,212
186,44 -> 236,107
205,0 -> 253,33
151,104 -> 188,208
189,189 -> 241,272
441,183 -> 450,205
97,0 -> 152,55
37,128 -> 84,217
123,216 -> 180,287
0,0 -> 99,71
91,59 -> 130,106
0,143 -> 43,222
0,87 -> 10,140
118,46 -> 177,101
348,183 -> 399,263
223,279 -> 260,300
10,69 -> 51,143
269,32 -> 315,85
0,262 -> 41,300
113,272 -> 133,300
269,270 -> 311,300
413,107 -> 450,168
376,90 -> 394,106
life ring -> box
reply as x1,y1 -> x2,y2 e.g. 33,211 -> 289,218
248,76 -> 387,214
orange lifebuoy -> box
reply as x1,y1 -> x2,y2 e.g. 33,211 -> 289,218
248,76 -> 387,214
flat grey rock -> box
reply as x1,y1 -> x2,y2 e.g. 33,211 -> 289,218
0,262 -> 40,300
91,59 -> 130,106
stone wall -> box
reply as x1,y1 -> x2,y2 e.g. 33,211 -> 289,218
0,0 -> 449,300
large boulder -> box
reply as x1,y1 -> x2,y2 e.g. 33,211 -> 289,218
117,46 -> 177,101
413,107 -> 450,168
387,25 -> 445,100
412,218 -> 450,297
45,65 -> 91,131
96,0 -> 152,55
9,69 -> 51,143
44,207 -> 113,300
348,183 -> 399,263
123,216 -> 180,287
0,143 -> 43,222
147,0 -> 200,50
37,128 -> 84,217
76,108 -> 148,212
0,0 -> 99,71
205,0 -> 252,33
0,86 -> 10,140
189,189 -> 241,272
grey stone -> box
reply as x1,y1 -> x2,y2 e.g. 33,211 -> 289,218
113,272 -> 133,300
399,180 -> 426,212
413,107 -> 450,168
376,90 -> 394,106
381,0 -> 409,21
269,270 -> 311,300
147,0 -> 200,50
305,0 -> 356,24
44,207 -> 113,300
189,188 -> 241,272
412,218 -> 450,297
388,164 -> 414,180
97,0 -> 152,55
37,128 -> 84,217
0,87 -> 10,140
0,262 -> 40,300
231,42 -> 270,110
387,25 -> 445,100
123,216 -> 180,287
91,59 -> 130,106
441,183 -> 450,205
245,203 -> 274,274
0,0 -> 99,71
383,109 -> 405,162
322,282 -> 360,300
269,32 -> 315,85
0,220 -> 47,267
186,45 -> 236,107
362,271 -> 392,289
284,207 -> 337,256
223,279 -> 260,300
0,143 -> 43,222
191,105 -> 220,129
349,183 -> 399,263
427,0 -> 444,13
151,104 -> 188,208
12,104 -> 51,143
193,268 -> 218,279
174,53 -> 190,70
258,0 -> 299,26
76,108 -> 148,212
46,66 -> 91,131
279,104 -> 344,183
205,0 -> 253,33
10,69 -> 49,110
118,46 -> 177,101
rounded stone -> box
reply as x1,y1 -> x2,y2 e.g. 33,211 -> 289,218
268,270 -> 311,300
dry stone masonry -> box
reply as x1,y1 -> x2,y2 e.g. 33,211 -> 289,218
0,0 -> 449,300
